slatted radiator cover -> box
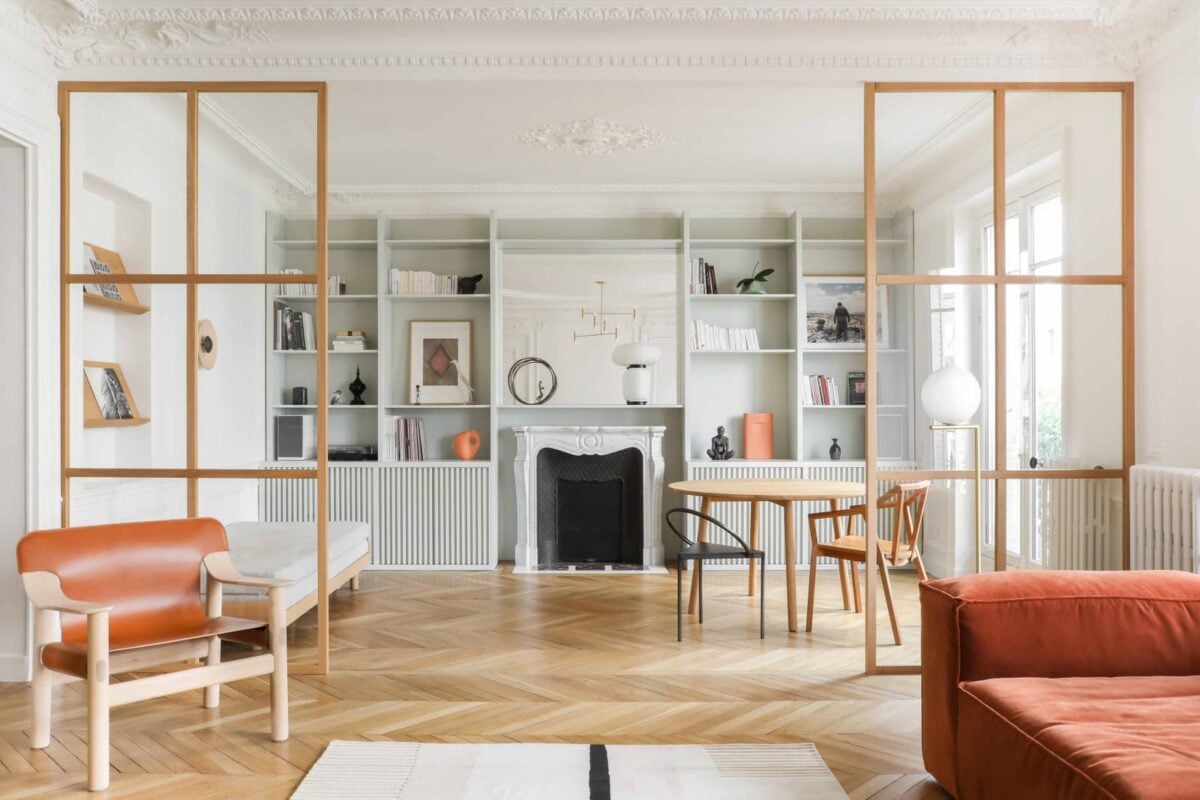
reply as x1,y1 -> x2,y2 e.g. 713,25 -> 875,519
1131,464 -> 1200,572
684,462 -> 909,568
260,463 -> 493,569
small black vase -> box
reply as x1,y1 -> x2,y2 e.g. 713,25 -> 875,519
349,367 -> 367,405
829,438 -> 842,461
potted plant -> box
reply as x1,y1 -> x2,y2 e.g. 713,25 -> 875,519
735,262 -> 775,295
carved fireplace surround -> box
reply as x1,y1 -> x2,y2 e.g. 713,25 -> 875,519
513,425 -> 666,573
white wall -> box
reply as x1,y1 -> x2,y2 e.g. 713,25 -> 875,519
1136,27 -> 1200,467
0,138 -> 28,679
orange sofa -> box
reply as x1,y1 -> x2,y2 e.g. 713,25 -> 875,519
921,570 -> 1200,800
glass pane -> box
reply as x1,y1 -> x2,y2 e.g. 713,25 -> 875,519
1004,285 -> 1122,471
1005,91 -> 1122,275
69,284 -> 188,470
68,478 -> 188,526
872,285 -> 995,471
875,92 -> 994,275
1004,479 -> 1123,570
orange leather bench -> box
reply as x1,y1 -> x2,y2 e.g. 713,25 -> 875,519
921,570 -> 1200,800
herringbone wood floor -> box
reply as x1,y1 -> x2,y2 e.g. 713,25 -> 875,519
0,566 -> 948,798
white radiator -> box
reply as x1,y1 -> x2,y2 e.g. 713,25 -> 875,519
1042,474 -> 1114,570
259,463 -> 493,569
377,464 -> 491,568
1130,464 -> 1200,572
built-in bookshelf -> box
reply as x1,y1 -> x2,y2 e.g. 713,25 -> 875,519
262,210 -> 914,568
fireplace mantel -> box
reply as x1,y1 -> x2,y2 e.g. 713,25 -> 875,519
512,425 -> 667,573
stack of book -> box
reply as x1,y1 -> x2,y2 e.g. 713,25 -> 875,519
273,300 -> 316,351
691,320 -> 761,351
689,257 -> 718,294
389,269 -> 458,295
277,270 -> 346,296
382,416 -> 428,461
802,374 -> 842,406
332,330 -> 367,352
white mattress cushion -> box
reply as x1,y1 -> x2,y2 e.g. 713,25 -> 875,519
221,521 -> 370,603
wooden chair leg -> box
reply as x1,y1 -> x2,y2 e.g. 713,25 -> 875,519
837,560 -> 852,610
86,613 -> 110,792
912,550 -> 929,582
349,574 -> 361,590
849,560 -> 862,613
268,587 -> 289,742
203,635 -> 222,709
876,548 -> 902,646
805,552 -> 818,633
747,501 -> 760,597
30,608 -> 53,750
677,558 -> 683,642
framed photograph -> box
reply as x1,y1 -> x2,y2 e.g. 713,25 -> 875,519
81,243 -> 146,312
82,360 -> 146,427
409,320 -> 472,404
803,278 -> 889,349
847,371 -> 867,405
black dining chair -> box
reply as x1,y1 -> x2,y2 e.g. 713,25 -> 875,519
666,507 -> 766,642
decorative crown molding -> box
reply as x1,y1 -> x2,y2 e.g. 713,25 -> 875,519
512,118 -> 677,156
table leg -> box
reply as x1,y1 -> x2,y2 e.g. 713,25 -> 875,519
687,496 -> 712,615
783,500 -> 798,632
747,500 -> 761,597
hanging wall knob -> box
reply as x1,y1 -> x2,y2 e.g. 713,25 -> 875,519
197,319 -> 218,370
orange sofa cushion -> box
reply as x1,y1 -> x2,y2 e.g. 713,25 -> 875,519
959,676 -> 1200,800
921,571 -> 1200,797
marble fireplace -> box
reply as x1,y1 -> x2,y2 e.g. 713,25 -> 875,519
512,426 -> 666,573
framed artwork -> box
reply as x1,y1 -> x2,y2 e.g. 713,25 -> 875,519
82,360 -> 146,427
803,278 -> 889,349
409,320 -> 472,404
847,371 -> 867,405
81,243 -> 146,313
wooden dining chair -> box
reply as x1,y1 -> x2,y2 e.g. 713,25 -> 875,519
666,507 -> 766,642
17,518 -> 292,791
804,481 -> 930,645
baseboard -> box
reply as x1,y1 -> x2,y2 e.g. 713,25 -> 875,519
0,654 -> 29,683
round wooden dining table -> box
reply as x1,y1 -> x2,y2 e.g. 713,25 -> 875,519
668,478 -> 866,633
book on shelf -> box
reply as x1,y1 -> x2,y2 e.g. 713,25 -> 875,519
388,268 -> 459,295
690,319 -> 761,351
689,257 -> 719,295
802,374 -> 842,406
277,269 -> 346,296
273,300 -> 316,351
332,329 -> 367,352
383,416 -> 428,461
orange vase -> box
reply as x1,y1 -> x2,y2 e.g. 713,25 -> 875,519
454,429 -> 481,461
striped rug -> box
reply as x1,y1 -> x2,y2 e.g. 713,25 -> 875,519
291,741 -> 848,799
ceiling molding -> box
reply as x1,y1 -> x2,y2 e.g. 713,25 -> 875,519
199,95 -> 312,192
14,1 -> 1187,74
512,118 -> 678,156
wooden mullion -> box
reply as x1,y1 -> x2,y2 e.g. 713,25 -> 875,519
875,82 -> 1131,93
315,83 -> 330,675
863,82 -> 879,674
58,84 -> 71,527
877,274 -> 1123,286
66,468 -> 319,480
65,273 -> 318,285
1121,84 -> 1136,570
187,89 -> 199,517
993,89 -> 1007,572
58,81 -> 325,94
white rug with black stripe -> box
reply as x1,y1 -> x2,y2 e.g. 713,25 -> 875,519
291,741 -> 848,799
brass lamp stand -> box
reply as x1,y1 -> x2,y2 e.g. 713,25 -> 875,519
930,423 -> 983,574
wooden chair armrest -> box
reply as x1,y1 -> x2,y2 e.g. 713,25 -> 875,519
807,506 -> 865,522
22,572 -> 112,615
204,551 -> 292,589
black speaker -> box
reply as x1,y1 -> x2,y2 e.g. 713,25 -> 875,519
275,415 -> 315,460
291,387 -> 308,405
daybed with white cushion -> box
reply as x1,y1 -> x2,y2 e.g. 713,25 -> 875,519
218,520 -> 371,625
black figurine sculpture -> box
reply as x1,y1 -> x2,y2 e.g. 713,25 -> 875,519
349,367 -> 367,405
707,426 -> 735,460
457,274 -> 484,295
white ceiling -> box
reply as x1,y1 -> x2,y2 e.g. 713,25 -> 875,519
205,82 -> 989,193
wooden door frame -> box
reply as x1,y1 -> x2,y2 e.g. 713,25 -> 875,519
58,82 -> 332,674
863,82 -> 1134,675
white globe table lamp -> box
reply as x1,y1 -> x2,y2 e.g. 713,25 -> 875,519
920,365 -> 984,573
612,342 -> 662,405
